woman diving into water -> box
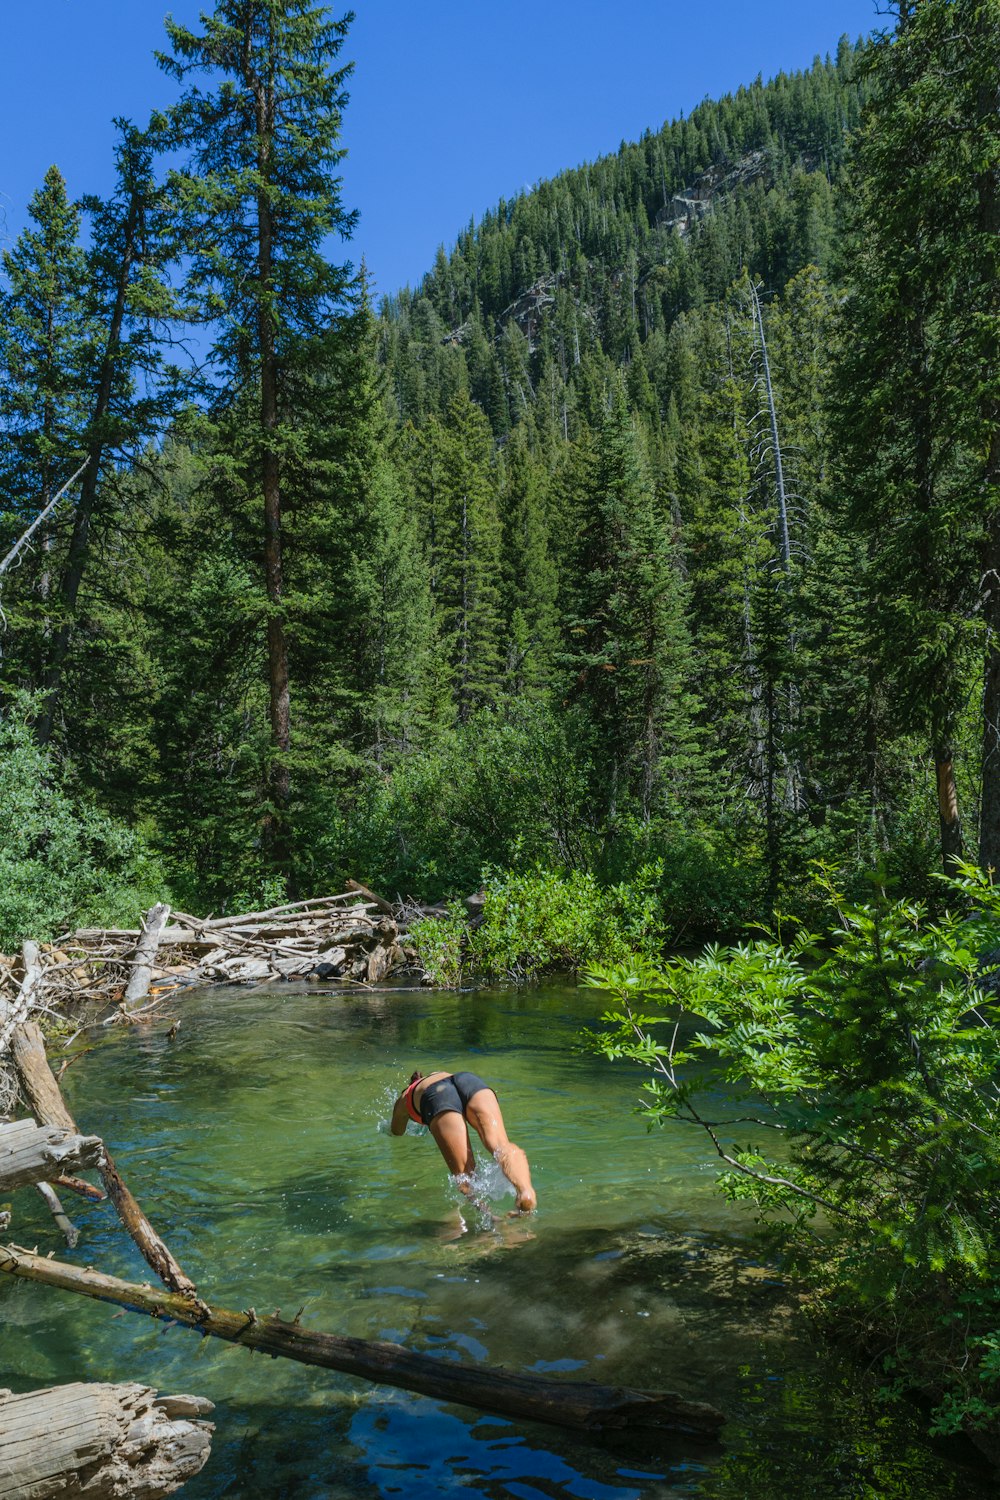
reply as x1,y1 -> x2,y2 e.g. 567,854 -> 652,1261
390,1069 -> 537,1213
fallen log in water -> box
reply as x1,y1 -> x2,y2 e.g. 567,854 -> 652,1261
53,1170 -> 107,1202
34,1180 -> 79,1248
9,1019 -> 200,1300
0,1119 -> 103,1193
0,1244 -> 726,1441
0,1381 -> 213,1499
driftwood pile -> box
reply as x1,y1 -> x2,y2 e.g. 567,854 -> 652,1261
0,888 -> 416,1054
68,893 -> 410,992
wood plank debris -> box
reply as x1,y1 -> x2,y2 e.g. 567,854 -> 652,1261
0,1118 -> 103,1193
0,1380 -> 213,1499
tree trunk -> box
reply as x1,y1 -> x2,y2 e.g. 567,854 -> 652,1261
0,1382 -> 213,1499
0,1245 -> 725,1441
934,746 -> 963,872
36,193 -> 140,747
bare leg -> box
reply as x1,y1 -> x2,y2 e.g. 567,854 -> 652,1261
428,1111 -> 475,1179
465,1090 -> 537,1212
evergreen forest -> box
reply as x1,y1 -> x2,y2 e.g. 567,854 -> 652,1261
4,8 -> 999,957
0,10 -> 992,947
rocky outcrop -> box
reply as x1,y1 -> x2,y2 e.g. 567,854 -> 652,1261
496,274 -> 559,349
654,147 -> 827,236
443,274 -> 560,353
655,148 -> 773,235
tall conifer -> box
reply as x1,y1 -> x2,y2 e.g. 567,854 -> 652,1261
570,379 -> 701,824
37,125 -> 181,746
0,167 -> 92,688
159,0 -> 356,860
498,425 -> 560,696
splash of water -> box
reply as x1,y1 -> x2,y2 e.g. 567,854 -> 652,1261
372,1082 -> 425,1135
450,1156 -> 513,1228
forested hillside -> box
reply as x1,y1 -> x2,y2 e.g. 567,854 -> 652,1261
1,13 -> 997,952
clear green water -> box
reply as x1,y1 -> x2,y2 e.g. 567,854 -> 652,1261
0,983 -> 992,1499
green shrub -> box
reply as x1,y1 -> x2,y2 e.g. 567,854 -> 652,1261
586,862 -> 1000,1440
409,903 -> 468,987
469,863 -> 674,979
0,704 -> 168,948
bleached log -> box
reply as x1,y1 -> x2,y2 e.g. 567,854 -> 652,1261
0,1380 -> 213,1499
0,457 -> 89,583
10,1021 -> 200,1300
0,1119 -> 103,1193
0,943 -> 43,1056
0,1246 -> 726,1440
212,958 -> 272,982
124,903 -> 172,1010
197,892 -> 366,926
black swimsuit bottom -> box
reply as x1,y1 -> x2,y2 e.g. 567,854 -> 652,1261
419,1071 -> 492,1126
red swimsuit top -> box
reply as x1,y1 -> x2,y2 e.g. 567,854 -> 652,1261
403,1078 -> 422,1124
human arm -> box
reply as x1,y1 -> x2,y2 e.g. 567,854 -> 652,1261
390,1094 -> 410,1136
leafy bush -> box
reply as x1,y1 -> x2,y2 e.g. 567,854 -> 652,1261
0,704 -> 168,948
409,903 -> 468,987
468,863 -> 670,979
470,868 -> 607,978
466,832 -> 767,981
586,863 -> 1000,1440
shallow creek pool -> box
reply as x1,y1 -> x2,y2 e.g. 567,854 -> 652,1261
0,982 -> 993,1498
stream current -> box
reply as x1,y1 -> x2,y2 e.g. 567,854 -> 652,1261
0,981 -> 993,1498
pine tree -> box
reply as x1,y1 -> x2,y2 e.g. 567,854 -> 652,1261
36,124 -> 182,747
291,287 -> 437,776
497,424 -> 560,696
435,394 -> 505,720
569,379 -> 701,824
0,167 -> 90,519
832,0 -> 989,871
159,0 -> 356,862
0,166 -> 92,689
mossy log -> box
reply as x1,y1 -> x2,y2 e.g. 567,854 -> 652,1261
0,1244 -> 725,1440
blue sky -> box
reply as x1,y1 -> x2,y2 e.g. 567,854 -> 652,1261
0,1 -> 882,300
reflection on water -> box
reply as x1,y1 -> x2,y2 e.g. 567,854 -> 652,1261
0,983 -> 992,1498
